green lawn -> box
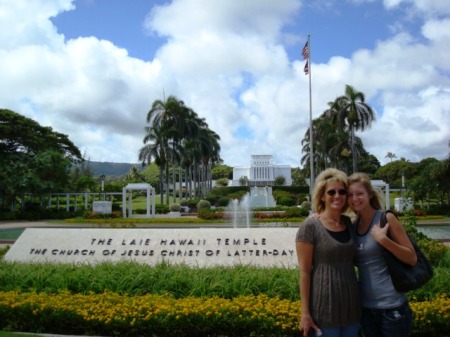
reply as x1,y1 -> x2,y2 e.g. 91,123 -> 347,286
0,332 -> 44,337
0,228 -> 24,240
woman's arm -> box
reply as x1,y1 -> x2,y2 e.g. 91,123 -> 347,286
296,241 -> 319,336
371,212 -> 417,266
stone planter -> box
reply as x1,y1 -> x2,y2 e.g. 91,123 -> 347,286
168,211 -> 181,217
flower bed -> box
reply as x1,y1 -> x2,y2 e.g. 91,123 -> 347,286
0,291 -> 449,337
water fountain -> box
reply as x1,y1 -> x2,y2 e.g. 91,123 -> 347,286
225,187 -> 277,228
227,193 -> 252,228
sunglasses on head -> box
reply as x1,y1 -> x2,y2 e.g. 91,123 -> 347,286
326,189 -> 347,196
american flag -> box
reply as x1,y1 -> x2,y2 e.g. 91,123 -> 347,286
301,41 -> 309,60
304,60 -> 309,75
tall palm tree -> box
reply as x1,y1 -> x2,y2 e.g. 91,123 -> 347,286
302,112 -> 367,175
327,85 -> 375,173
302,114 -> 345,174
385,152 -> 397,162
139,124 -> 167,204
200,128 -> 221,196
142,95 -> 222,202
145,95 -> 186,204
174,106 -> 200,201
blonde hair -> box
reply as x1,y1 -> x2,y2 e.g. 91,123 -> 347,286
348,172 -> 384,210
312,168 -> 349,214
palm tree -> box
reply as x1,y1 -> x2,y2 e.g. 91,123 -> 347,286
301,116 -> 332,174
301,113 -> 366,175
145,95 -> 187,204
175,106 -> 200,201
139,124 -> 167,204
200,128 -> 221,196
327,85 -> 375,173
142,95 -> 222,202
385,152 -> 397,162
184,124 -> 221,198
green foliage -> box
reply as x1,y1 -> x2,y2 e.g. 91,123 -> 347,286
169,203 -> 181,212
0,259 -> 448,303
0,109 -> 83,209
197,209 -> 224,220
290,167 -> 308,187
210,186 -> 250,197
284,207 -> 308,217
211,164 -> 233,180
274,176 -> 286,186
374,159 -> 417,187
401,211 -> 447,266
196,199 -> 211,210
155,204 -> 170,214
0,244 -> 449,336
239,176 -> 248,186
215,178 -> 229,187
185,198 -> 201,209
357,153 -> 381,175
300,201 -> 311,211
278,196 -> 295,207
0,261 -> 297,299
272,190 -> 298,206
273,186 -> 309,194
217,197 -> 231,207
0,247 -> 9,260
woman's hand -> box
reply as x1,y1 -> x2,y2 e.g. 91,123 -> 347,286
371,222 -> 389,243
300,313 -> 319,337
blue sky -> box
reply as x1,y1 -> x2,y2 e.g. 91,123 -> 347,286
0,0 -> 449,169
51,1 -> 417,66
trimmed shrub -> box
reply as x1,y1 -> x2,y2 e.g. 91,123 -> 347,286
169,203 -> 181,212
215,178 -> 229,187
196,199 -> 211,210
301,201 -> 311,211
197,209 -> 224,220
179,198 -> 189,206
278,196 -> 295,207
218,197 -> 231,207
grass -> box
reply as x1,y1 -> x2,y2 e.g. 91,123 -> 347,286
0,261 -> 300,300
0,333 -> 43,336
0,331 -> 39,337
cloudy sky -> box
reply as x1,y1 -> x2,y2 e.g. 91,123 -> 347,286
0,0 -> 449,169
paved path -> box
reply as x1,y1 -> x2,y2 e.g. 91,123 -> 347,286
1,218 -> 449,247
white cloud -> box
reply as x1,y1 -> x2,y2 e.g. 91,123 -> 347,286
0,0 -> 448,170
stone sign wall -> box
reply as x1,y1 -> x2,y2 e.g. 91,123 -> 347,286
92,201 -> 112,214
5,228 -> 299,268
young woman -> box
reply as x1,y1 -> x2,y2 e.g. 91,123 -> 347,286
347,172 -> 417,337
296,168 -> 361,337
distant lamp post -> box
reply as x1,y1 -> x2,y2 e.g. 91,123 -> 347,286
100,174 -> 105,200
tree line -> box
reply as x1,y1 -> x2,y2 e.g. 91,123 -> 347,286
1,83 -> 449,213
138,95 -> 221,204
298,84 -> 449,209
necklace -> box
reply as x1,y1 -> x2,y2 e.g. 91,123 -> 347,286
320,215 -> 341,228
330,218 -> 340,227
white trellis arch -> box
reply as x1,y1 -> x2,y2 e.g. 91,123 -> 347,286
371,180 -> 390,210
122,183 -> 155,218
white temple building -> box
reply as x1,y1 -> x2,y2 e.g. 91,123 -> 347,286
231,155 -> 292,186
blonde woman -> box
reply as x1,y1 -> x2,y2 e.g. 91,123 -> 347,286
347,172 -> 416,337
296,168 -> 361,337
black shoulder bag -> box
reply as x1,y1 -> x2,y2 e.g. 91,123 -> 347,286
380,210 -> 433,292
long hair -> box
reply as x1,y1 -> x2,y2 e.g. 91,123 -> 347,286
348,172 -> 384,210
312,168 -> 349,214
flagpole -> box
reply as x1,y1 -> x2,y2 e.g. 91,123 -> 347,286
307,34 -> 314,196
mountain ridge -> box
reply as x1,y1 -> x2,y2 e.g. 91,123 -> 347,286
86,161 -> 143,177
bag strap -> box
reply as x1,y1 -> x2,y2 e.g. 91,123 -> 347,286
379,210 -> 398,233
